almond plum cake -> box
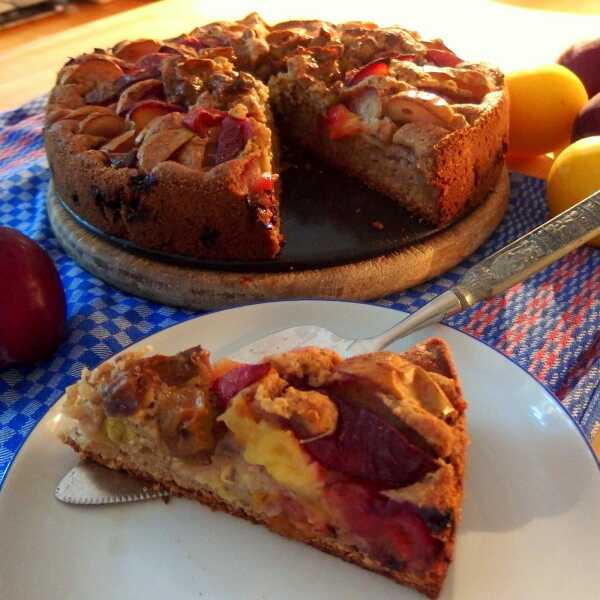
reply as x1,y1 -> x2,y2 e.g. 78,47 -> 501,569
45,13 -> 507,260
56,338 -> 467,598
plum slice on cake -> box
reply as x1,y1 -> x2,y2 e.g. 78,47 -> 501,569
56,338 -> 467,599
45,40 -> 281,260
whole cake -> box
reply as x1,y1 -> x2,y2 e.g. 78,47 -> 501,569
56,338 -> 467,598
45,13 -> 508,260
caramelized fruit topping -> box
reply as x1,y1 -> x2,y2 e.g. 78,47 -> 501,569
303,390 -> 437,487
213,362 -> 271,411
127,100 -> 183,132
214,116 -> 253,164
251,173 -> 275,193
136,52 -> 174,72
101,370 -> 143,417
346,58 -> 390,86
183,106 -> 227,134
426,48 -> 462,68
327,482 -> 442,572
325,104 -> 363,140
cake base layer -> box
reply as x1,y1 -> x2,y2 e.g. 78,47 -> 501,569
62,433 -> 448,599
48,165 -> 509,309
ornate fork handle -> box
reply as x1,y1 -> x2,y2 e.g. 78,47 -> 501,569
348,191 -> 600,353
454,191 -> 600,307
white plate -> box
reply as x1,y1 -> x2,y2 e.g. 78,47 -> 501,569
1,301 -> 599,600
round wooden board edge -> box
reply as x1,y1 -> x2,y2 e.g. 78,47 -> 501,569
47,167 -> 510,310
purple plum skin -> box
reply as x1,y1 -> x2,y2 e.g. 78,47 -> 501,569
559,38 -> 600,98
573,92 -> 600,141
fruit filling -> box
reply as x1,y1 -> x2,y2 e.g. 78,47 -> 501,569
326,481 -> 443,572
302,389 -> 438,488
208,350 -> 461,573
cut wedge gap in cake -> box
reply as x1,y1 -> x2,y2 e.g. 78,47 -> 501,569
56,338 -> 468,599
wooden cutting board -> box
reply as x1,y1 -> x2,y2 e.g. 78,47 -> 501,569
48,167 -> 510,310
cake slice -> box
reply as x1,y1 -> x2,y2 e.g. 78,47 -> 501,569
45,40 -> 282,260
56,338 -> 467,598
268,21 -> 507,225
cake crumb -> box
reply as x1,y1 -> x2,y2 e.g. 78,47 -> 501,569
228,103 -> 248,119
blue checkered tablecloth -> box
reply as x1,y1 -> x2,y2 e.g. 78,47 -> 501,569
1,97 -> 599,487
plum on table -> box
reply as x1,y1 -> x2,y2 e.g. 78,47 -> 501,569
0,228 -> 66,368
559,38 -> 600,99
573,92 -> 600,142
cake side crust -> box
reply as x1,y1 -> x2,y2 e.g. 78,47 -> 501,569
45,123 -> 282,261
431,90 -> 509,224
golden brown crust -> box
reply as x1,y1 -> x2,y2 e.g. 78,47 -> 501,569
403,338 -> 469,487
432,91 -> 508,223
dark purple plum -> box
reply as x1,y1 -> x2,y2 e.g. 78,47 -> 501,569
0,227 -> 66,367
214,116 -> 253,165
102,372 -> 141,417
303,391 -> 437,488
573,92 -> 600,141
183,107 -> 226,134
212,362 -> 271,410
559,38 -> 600,98
326,482 -> 442,571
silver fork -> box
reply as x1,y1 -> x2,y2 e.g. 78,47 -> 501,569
56,190 -> 600,505
232,190 -> 600,362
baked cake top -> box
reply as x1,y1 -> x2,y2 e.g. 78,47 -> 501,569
44,13 -> 507,261
45,13 -> 502,176
62,340 -> 466,511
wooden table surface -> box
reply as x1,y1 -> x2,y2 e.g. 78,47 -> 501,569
2,0 -> 600,111
1,0 -> 599,455
0,0 -> 156,53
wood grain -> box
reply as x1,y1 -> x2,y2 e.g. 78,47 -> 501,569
0,1 -> 156,53
47,168 -> 510,310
